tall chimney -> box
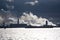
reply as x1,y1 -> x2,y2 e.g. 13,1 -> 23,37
17,18 -> 19,24
46,21 -> 48,26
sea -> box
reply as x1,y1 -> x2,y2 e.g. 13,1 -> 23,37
0,28 -> 60,40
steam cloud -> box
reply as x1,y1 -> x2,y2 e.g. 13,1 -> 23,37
25,0 -> 39,6
6,0 -> 14,10
0,0 -> 56,26
0,16 -> 4,24
6,0 -> 14,2
8,12 -> 56,26
0,0 -> 56,27
19,12 -> 56,26
0,11 -> 56,26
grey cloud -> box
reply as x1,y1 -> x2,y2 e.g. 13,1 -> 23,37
25,0 -> 39,6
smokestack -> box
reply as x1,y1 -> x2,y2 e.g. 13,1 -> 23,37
46,21 -> 48,26
17,18 -> 19,24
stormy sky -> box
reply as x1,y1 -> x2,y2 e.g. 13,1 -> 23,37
0,0 -> 60,24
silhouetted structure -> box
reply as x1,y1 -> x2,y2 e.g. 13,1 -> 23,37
46,21 -> 48,26
44,21 -> 54,28
0,19 -> 57,28
10,24 -> 27,28
17,18 -> 19,24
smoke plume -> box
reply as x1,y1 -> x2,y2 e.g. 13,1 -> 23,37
0,12 -> 56,26
19,12 -> 56,26
25,0 -> 39,6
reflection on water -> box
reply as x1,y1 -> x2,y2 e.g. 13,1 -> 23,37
0,28 -> 60,40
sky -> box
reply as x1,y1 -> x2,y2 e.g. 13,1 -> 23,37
0,0 -> 60,24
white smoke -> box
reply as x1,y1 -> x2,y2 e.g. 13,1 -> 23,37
19,12 -> 56,26
0,9 -> 16,24
0,12 -> 56,26
6,0 -> 14,2
8,17 -> 17,24
5,0 -> 14,10
0,16 -> 4,24
6,5 -> 14,10
25,0 -> 39,6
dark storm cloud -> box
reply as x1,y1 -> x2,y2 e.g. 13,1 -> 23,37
0,0 -> 60,24
14,0 -> 60,24
0,0 -> 6,10
14,0 -> 60,12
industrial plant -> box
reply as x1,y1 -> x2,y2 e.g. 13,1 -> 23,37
0,18 -> 57,28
